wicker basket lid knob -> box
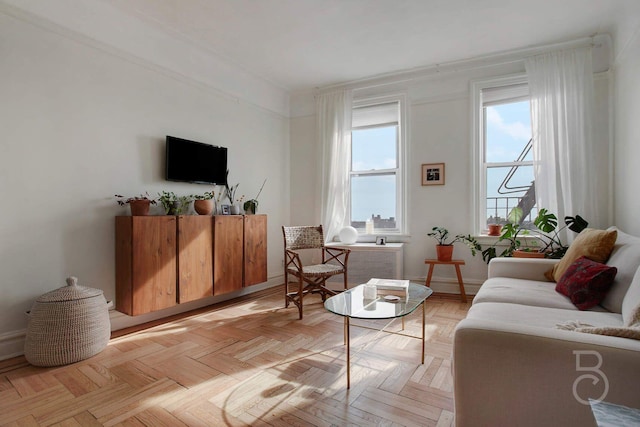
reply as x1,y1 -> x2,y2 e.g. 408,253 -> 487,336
36,276 -> 104,303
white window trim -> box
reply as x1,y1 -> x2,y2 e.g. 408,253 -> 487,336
471,73 -> 528,237
351,93 -> 408,236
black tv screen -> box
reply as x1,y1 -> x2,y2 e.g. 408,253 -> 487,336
166,136 -> 227,185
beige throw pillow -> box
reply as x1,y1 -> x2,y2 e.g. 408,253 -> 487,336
545,228 -> 618,282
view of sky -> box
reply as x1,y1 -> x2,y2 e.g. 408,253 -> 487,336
350,126 -> 397,222
349,101 -> 533,224
485,101 -> 534,222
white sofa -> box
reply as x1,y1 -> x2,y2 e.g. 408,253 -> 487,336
453,228 -> 640,427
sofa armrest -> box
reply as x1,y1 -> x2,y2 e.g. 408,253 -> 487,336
487,257 -> 559,280
453,318 -> 640,427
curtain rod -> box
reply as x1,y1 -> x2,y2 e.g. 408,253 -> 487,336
315,35 -> 607,95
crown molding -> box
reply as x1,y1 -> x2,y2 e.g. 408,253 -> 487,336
315,34 -> 611,95
0,0 -> 290,118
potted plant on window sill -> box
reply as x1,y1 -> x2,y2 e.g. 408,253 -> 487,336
115,193 -> 157,216
480,207 -> 589,263
427,227 -> 482,262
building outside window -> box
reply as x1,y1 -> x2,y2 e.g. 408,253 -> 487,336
350,96 -> 406,234
472,75 -> 535,235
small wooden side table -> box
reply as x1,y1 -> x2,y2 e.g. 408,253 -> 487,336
424,259 -> 467,303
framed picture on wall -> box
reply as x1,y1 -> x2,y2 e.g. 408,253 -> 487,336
422,163 -> 445,186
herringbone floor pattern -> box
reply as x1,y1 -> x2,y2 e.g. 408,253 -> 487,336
0,288 -> 471,426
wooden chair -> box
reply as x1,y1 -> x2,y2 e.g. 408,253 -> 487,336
282,225 -> 350,319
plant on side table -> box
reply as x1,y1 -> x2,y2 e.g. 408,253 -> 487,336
427,226 -> 482,262
115,193 -> 157,216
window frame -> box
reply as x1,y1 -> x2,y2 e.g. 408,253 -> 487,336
350,94 -> 407,236
471,74 -> 530,236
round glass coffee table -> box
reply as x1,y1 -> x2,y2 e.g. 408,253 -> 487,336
324,282 -> 433,389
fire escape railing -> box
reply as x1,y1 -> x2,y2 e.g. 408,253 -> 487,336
486,138 -> 536,225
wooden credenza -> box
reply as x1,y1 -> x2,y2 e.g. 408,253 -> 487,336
116,214 -> 267,316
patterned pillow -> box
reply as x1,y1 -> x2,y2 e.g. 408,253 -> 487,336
556,256 -> 618,310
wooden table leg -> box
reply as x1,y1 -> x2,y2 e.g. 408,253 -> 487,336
425,264 -> 435,287
454,264 -> 467,303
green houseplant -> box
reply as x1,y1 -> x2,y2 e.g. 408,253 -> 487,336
115,193 -> 156,216
243,178 -> 267,215
480,207 -> 589,263
533,208 -> 589,258
157,191 -> 192,215
192,191 -> 215,215
427,226 -> 482,262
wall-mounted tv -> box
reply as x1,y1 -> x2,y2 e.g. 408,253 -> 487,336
165,136 -> 227,185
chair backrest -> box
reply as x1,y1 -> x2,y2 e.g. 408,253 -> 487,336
282,225 -> 325,250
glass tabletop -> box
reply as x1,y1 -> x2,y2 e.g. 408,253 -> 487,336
324,283 -> 433,320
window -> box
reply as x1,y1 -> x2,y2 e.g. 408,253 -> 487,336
350,96 -> 406,234
472,75 -> 535,235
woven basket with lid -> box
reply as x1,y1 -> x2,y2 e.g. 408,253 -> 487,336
24,277 -> 111,367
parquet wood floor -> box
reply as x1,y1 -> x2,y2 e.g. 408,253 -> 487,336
0,288 -> 471,427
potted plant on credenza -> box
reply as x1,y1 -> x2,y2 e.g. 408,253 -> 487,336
192,191 -> 215,215
115,193 -> 156,216
157,191 -> 191,215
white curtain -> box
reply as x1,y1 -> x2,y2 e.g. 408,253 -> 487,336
525,47 -> 601,232
316,90 -> 352,243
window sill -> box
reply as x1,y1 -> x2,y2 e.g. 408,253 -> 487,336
331,233 -> 411,244
473,234 -> 542,245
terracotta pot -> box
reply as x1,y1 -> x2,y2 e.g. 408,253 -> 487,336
129,199 -> 151,216
194,199 -> 214,215
487,224 -> 502,236
436,245 -> 454,262
513,249 -> 545,258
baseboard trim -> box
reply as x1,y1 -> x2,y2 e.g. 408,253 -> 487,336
110,276 -> 283,332
0,276 -> 284,361
415,274 -> 482,297
0,329 -> 27,362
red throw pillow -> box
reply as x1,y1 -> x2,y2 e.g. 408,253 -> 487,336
556,256 -> 618,310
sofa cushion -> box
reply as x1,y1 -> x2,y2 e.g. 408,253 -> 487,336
545,228 -> 617,282
466,302 -> 623,329
601,243 -> 640,313
622,266 -> 640,325
608,226 -> 640,246
473,277 -> 607,311
555,256 -> 617,310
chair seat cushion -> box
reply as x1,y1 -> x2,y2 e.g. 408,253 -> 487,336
288,263 -> 344,277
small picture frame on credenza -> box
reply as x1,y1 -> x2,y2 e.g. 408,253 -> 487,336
376,236 -> 387,245
221,204 -> 231,215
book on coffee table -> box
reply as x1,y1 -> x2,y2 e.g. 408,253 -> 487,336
366,278 -> 409,297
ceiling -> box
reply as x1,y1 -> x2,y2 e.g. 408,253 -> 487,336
104,0 -> 639,92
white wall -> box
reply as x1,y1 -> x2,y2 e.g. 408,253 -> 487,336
613,22 -> 640,235
289,52 -> 612,294
0,10 -> 289,359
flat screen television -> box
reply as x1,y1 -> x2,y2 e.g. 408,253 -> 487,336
165,136 -> 227,185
